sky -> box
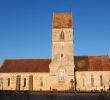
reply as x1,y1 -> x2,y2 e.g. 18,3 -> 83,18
0,0 -> 110,64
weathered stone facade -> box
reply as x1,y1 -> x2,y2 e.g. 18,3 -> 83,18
0,73 -> 50,91
0,12 -> 110,91
49,13 -> 75,90
76,71 -> 110,91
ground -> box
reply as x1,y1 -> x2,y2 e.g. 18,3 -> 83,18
0,91 -> 110,100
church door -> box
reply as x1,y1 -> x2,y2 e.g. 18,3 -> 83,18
29,75 -> 33,91
16,75 -> 21,91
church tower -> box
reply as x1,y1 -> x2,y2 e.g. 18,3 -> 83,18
49,12 -> 75,90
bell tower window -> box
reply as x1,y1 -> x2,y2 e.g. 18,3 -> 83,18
60,31 -> 64,40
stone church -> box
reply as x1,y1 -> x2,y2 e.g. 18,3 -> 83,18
0,12 -> 110,91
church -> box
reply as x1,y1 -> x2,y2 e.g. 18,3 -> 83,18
0,12 -> 110,91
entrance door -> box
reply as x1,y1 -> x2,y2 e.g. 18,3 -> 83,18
29,75 -> 33,91
16,75 -> 21,91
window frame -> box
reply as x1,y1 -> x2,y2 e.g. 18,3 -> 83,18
58,69 -> 65,83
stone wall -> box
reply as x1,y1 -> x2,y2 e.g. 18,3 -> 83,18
0,72 -> 74,91
0,73 -> 51,91
76,71 -> 110,91
1,71 -> 110,91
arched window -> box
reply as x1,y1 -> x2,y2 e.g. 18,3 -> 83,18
60,31 -> 64,40
91,75 -> 94,87
8,78 -> 10,86
40,77 -> 43,87
61,54 -> 63,58
58,69 -> 65,82
83,78 -> 85,87
100,75 -> 103,86
82,75 -> 86,87
24,78 -> 26,87
41,81 -> 43,87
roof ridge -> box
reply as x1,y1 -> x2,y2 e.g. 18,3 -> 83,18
4,58 -> 51,61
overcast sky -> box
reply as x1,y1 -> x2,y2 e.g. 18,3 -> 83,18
0,0 -> 110,64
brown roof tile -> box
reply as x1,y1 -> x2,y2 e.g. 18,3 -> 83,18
0,55 -> 110,73
75,55 -> 110,71
0,59 -> 51,73
53,12 -> 72,28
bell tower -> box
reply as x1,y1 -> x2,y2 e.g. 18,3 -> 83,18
49,12 -> 75,90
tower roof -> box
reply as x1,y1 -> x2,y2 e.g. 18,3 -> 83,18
53,12 -> 73,28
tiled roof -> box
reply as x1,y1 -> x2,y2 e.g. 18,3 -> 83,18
0,59 -> 51,73
0,55 -> 110,73
75,55 -> 110,71
53,12 -> 72,28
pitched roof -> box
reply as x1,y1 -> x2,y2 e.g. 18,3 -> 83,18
0,55 -> 110,73
53,12 -> 72,28
0,59 -> 51,73
75,55 -> 110,71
